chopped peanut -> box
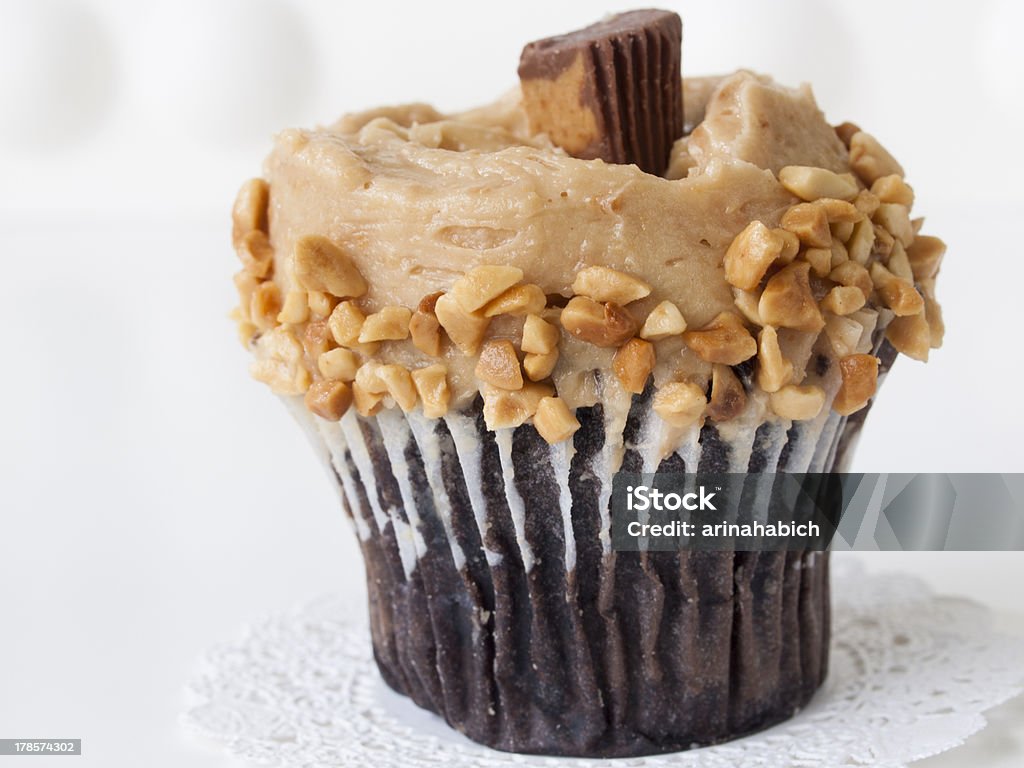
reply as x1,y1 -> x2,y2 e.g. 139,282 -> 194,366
560,296 -> 637,347
572,266 -> 651,305
304,379 -> 353,421
871,175 -> 914,207
683,312 -> 757,365
451,265 -> 523,313
833,354 -> 879,415
475,340 -> 524,390
872,223 -> 895,260
770,384 -> 825,421
870,262 -> 924,316
724,221 -> 788,289
318,347 -> 358,382
482,283 -> 546,317
778,165 -> 858,201
522,314 -> 561,355
756,326 -> 793,393
639,300 -> 687,340
829,261 -> 873,299
250,327 -> 310,395
653,381 -> 707,428
306,290 -> 338,318
830,239 -> 849,269
816,198 -> 862,223
237,230 -> 274,278
328,301 -> 366,347
412,364 -> 450,418
377,364 -> 418,412
707,364 -> 747,422
481,381 -> 554,430
874,203 -> 914,247
732,287 -> 764,326
358,306 -> 412,343
434,292 -> 490,355
831,220 -> 854,243
854,189 -> 881,218
886,312 -> 931,361
302,318 -> 333,362
410,292 -> 444,356
803,247 -> 832,278
887,242 -> 914,281
293,235 -> 368,299
352,381 -> 385,417
524,350 -> 559,381
354,362 -> 388,395
277,290 -> 309,325
846,218 -> 876,265
778,229 -> 800,263
821,285 -> 867,316
781,204 -> 831,248
231,177 -> 269,248
835,121 -> 861,147
848,132 -> 904,185
824,314 -> 863,357
758,262 -> 825,332
533,397 -> 581,444
613,338 -> 656,394
250,281 -> 282,331
906,235 -> 945,280
920,279 -> 945,349
233,271 -> 259,321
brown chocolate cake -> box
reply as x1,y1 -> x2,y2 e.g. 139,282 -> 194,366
229,8 -> 945,757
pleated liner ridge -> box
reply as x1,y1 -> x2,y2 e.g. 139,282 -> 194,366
287,340 -> 899,758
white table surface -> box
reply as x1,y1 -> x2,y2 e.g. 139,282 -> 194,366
1,214 -> 1022,767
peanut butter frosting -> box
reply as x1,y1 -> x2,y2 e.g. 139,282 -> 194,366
231,71 -> 945,449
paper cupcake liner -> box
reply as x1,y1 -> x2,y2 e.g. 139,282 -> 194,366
285,340 -> 897,757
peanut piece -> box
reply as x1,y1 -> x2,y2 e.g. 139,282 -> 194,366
293,235 -> 368,299
231,177 -> 269,247
820,285 -> 867,316
250,328 -> 310,395
306,290 -> 338,318
887,241 -> 914,281
277,290 -> 309,325
803,247 -> 832,278
304,379 -> 353,421
475,340 -> 524,390
778,229 -> 800,263
412,364 -> 451,418
533,397 -> 581,445
435,292 -> 490,355
522,314 -> 561,355
870,262 -> 924,317
328,301 -> 367,348
352,381 -> 384,417
302,318 -> 333,361
920,279 -> 945,349
831,220 -> 854,243
874,203 -> 914,248
683,312 -> 757,365
572,266 -> 651,305
613,338 -> 656,394
653,381 -> 707,428
725,221 -> 788,289
906,235 -> 945,280
732,287 -> 764,326
410,292 -> 444,356
770,384 -> 825,421
560,297 -> 637,347
824,314 -> 863,357
250,281 -> 282,330
885,312 -> 931,361
756,326 -> 793,393
451,265 -> 523,313
758,262 -> 825,332
835,122 -> 861,147
871,175 -> 914,207
848,132 -> 904,185
781,204 -> 831,248
482,283 -> 546,317
829,261 -> 873,299
778,165 -> 858,201
358,306 -> 412,343
524,350 -> 559,381
707,364 -> 747,422
639,300 -> 687,340
854,189 -> 881,218
872,223 -> 895,260
833,354 -> 879,415
377,364 -> 418,412
816,198 -> 862,223
846,218 -> 876,265
482,381 -> 554,430
237,230 -> 274,278
317,347 -> 358,381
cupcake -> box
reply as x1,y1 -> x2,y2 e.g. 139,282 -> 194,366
229,9 -> 945,757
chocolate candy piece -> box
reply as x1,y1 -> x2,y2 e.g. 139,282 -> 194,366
518,9 -> 683,175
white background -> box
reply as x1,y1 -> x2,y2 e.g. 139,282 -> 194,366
1,0 -> 1023,766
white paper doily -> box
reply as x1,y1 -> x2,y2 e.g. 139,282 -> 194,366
183,559 -> 1024,768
